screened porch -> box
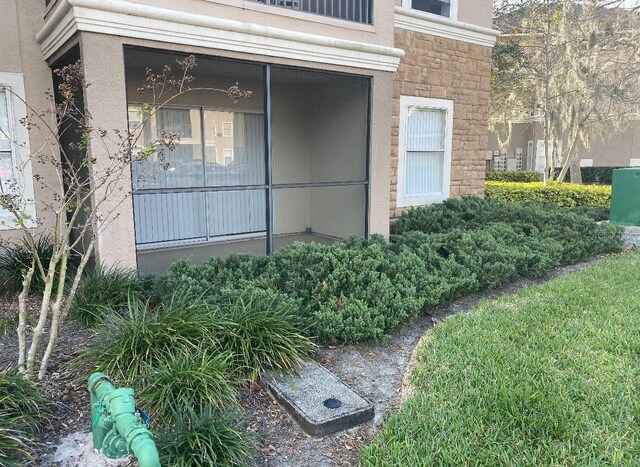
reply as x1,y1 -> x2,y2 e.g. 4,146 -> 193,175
124,49 -> 370,274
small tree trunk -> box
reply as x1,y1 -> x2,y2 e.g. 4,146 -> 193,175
17,262 -> 35,372
38,249 -> 68,380
570,157 -> 582,184
24,257 -> 58,378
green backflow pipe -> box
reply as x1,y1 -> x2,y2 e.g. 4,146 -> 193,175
88,372 -> 160,467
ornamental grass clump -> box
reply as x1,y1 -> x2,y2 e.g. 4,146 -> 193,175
73,294 -> 220,384
137,349 -> 239,424
156,407 -> 255,467
212,287 -> 316,381
0,370 -> 52,466
69,266 -> 155,326
0,236 -> 58,296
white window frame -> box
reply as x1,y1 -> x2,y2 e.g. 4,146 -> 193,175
397,96 -> 453,208
223,148 -> 234,164
401,0 -> 458,21
222,121 -> 233,138
0,73 -> 36,230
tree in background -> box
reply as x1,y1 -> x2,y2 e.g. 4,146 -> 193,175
491,0 -> 640,184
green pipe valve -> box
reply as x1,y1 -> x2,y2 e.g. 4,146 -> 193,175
88,372 -> 160,467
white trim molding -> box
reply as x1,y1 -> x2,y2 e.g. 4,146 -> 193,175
0,73 -> 37,231
397,96 -> 453,208
394,6 -> 500,47
37,0 -> 405,72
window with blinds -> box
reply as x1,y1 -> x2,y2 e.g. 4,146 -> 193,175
398,96 -> 452,207
0,88 -> 14,220
405,107 -> 445,196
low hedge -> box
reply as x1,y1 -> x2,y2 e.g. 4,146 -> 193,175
156,197 -> 623,345
485,171 -> 540,183
485,181 -> 611,208
554,166 -> 624,185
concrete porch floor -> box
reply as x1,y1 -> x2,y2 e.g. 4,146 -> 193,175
136,232 -> 337,275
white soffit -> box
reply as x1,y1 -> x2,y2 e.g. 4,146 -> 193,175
37,0 -> 405,72
394,6 -> 500,48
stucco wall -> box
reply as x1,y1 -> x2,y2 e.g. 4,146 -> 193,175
390,28 -> 493,218
488,121 -> 640,169
0,1 -> 59,245
393,0 -> 493,28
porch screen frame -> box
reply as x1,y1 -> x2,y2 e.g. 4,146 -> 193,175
125,48 -> 371,255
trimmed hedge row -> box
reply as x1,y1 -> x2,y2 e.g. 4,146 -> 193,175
156,197 -> 623,345
485,181 -> 611,208
554,166 -> 624,185
486,171 -> 540,183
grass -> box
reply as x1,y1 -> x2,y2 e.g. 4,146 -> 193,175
0,236 -> 57,296
361,249 -> 640,466
0,371 -> 52,466
69,266 -> 154,326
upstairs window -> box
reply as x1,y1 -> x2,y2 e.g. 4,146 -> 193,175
406,0 -> 457,19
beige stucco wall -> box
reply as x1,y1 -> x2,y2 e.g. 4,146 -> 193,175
0,0 -> 59,246
390,27 -> 493,218
488,120 -> 640,169
393,0 -> 493,28
457,0 -> 493,29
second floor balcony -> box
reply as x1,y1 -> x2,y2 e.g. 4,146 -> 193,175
251,0 -> 373,24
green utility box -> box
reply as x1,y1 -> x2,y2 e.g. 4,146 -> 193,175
610,168 -> 640,226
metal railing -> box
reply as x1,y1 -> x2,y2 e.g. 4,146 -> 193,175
252,0 -> 373,24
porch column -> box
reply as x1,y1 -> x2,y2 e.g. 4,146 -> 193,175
368,72 -> 393,238
80,33 -> 137,269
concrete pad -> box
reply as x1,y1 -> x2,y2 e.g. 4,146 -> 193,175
265,362 -> 374,437
624,226 -> 640,248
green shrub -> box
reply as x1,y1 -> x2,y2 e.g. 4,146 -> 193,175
70,266 -> 155,325
486,170 -> 540,182
73,295 -> 219,384
0,236 -> 58,296
153,254 -> 268,303
569,205 -> 610,221
485,181 -> 611,208
554,166 -> 622,185
156,408 -> 255,467
212,287 -> 316,381
0,371 -> 52,466
265,238 -> 430,343
153,198 -> 623,347
137,349 -> 238,424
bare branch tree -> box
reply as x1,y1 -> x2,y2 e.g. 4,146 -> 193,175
0,56 -> 251,379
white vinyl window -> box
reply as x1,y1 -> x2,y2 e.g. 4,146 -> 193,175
222,121 -> 233,137
402,0 -> 458,19
0,73 -> 36,229
397,96 -> 453,207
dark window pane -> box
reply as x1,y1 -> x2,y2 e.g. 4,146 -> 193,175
411,0 -> 450,17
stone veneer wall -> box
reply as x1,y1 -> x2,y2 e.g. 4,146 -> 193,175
390,28 -> 493,218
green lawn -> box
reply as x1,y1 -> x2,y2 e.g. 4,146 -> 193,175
360,249 -> 640,466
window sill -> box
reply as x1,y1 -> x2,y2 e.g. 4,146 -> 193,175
397,193 -> 448,208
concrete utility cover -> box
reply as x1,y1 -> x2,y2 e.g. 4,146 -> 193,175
266,362 -> 374,437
